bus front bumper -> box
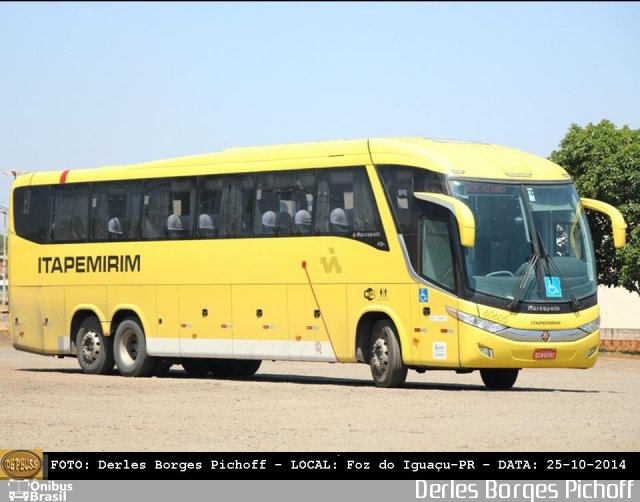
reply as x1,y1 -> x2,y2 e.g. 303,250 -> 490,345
458,325 -> 600,369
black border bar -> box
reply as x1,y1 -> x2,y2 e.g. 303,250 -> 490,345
44,452 -> 637,480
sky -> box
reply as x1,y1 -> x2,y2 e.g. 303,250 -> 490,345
1,1 -> 639,211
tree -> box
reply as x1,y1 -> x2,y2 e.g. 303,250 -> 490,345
549,120 -> 640,295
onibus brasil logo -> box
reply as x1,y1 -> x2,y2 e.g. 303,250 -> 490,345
7,480 -> 73,502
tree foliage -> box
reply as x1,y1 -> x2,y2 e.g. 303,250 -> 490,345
549,120 -> 640,295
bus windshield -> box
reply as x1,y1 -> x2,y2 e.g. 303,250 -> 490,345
449,180 -> 597,306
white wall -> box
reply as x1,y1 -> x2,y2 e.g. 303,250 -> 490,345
598,286 -> 640,330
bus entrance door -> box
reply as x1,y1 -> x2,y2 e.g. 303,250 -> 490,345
410,285 -> 460,367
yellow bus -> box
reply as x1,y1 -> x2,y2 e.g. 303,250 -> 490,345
8,138 -> 627,389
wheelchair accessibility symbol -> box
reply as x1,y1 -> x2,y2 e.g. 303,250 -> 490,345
544,276 -> 562,298
418,288 -> 429,303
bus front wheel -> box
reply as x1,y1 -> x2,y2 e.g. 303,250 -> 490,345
369,320 -> 407,388
209,359 -> 262,378
480,368 -> 519,390
75,316 -> 115,375
113,318 -> 157,377
182,358 -> 211,377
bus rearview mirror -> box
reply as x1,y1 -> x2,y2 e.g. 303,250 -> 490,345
413,192 -> 476,247
580,198 -> 627,249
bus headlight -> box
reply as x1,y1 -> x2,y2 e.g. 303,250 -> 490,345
579,318 -> 600,334
446,306 -> 507,334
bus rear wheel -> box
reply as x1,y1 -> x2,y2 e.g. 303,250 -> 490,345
75,316 -> 115,375
480,369 -> 519,390
369,320 -> 407,388
113,318 -> 157,377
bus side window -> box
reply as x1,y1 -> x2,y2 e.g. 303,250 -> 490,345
197,174 -> 253,239
13,186 -> 50,244
290,171 -> 314,236
315,169 -> 353,235
254,173 -> 281,236
90,182 -> 141,241
377,165 -> 447,235
50,184 -> 89,242
254,170 -> 315,237
197,177 -> 219,238
123,182 -> 142,239
315,167 -> 386,248
142,178 -> 195,240
420,212 -> 456,291
168,178 -> 195,239
143,180 -> 169,239
90,185 -> 109,241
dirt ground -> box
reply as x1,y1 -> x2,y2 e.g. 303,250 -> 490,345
1,341 -> 638,452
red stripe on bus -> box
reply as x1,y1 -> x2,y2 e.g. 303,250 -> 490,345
60,170 -> 70,183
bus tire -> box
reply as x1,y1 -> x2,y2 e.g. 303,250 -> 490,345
153,359 -> 172,378
480,368 -> 519,390
182,358 -> 211,377
113,318 -> 157,377
208,359 -> 235,378
369,320 -> 407,388
236,359 -> 261,377
210,359 -> 261,378
75,316 -> 115,375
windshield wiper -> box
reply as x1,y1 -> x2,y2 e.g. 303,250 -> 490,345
536,231 -> 581,311
507,253 -> 538,310
508,232 -> 581,312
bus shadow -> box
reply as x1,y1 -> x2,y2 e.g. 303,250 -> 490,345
253,373 -> 600,393
18,367 -> 600,393
19,367 -> 85,375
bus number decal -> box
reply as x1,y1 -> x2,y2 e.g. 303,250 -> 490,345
481,309 -> 512,325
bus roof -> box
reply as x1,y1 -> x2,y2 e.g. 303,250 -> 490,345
14,137 -> 570,187
369,138 -> 569,181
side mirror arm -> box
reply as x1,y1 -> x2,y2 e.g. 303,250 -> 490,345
580,198 -> 627,249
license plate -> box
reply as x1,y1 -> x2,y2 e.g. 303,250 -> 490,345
534,348 -> 557,360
